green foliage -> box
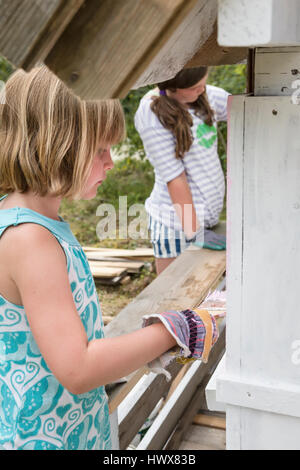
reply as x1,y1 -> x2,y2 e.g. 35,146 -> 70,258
0,56 -> 15,82
208,63 -> 247,95
97,155 -> 154,208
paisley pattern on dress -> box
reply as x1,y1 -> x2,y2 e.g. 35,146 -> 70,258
0,206 -> 111,450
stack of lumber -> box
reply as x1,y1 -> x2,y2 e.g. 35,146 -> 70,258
82,246 -> 154,285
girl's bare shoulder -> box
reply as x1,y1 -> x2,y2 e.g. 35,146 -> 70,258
1,222 -> 66,275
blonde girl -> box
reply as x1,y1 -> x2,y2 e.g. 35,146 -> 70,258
0,65 -> 217,450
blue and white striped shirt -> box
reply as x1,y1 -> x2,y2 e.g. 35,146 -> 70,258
134,85 -> 230,231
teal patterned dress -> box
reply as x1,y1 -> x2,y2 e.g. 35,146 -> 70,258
0,195 -> 112,450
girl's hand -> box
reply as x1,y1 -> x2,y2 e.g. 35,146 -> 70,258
193,229 -> 226,250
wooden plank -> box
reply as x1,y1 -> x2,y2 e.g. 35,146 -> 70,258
133,0 -> 216,89
109,367 -> 148,415
45,0 -> 198,99
105,248 -> 226,339
184,21 -> 247,68
88,259 -> 144,274
23,0 -> 85,70
105,224 -> 226,448
83,247 -> 154,259
88,265 -> 126,278
118,361 -> 182,450
0,0 -> 84,68
178,425 -> 226,450
137,320 -> 226,450
94,275 -> 126,286
193,413 -> 226,430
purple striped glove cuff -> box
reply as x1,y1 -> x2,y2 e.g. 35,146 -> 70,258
142,308 -> 219,379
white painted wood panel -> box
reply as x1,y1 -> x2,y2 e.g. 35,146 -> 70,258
205,353 -> 226,412
224,95 -> 245,377
218,0 -> 300,47
255,47 -> 300,96
218,95 -> 300,449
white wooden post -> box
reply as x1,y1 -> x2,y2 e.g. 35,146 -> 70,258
217,0 -> 300,450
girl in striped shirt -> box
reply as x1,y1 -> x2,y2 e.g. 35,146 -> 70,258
135,66 -> 229,274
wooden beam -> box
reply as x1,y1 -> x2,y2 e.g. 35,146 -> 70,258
218,0 -> 300,48
193,413 -> 226,430
105,246 -> 226,339
45,0 -> 199,99
0,0 -> 84,68
184,21 -> 248,68
137,320 -> 226,450
117,361 -> 182,450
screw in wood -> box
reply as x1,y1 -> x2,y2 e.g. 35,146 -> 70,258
272,109 -> 278,115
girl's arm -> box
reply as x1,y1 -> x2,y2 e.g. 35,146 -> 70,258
167,171 -> 200,239
9,224 -> 177,395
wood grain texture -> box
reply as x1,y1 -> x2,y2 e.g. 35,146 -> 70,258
193,413 -> 226,430
105,247 -> 226,339
137,321 -> 226,450
45,0 -> 198,99
184,22 -> 248,67
178,424 -> 226,450
0,0 -> 84,67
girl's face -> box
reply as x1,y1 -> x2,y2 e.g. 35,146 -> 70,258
168,74 -> 208,105
81,145 -> 114,200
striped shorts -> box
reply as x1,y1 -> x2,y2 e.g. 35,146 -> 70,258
148,215 -> 194,259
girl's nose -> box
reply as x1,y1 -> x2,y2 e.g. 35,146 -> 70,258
104,149 -> 114,171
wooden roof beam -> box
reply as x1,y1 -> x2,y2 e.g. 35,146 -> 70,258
0,0 -> 84,69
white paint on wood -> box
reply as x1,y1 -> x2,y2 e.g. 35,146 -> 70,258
137,360 -> 202,450
255,47 -> 300,96
109,409 -> 120,450
217,376 -> 300,418
205,354 -> 226,412
218,0 -> 300,47
118,372 -> 157,425
218,92 -> 300,449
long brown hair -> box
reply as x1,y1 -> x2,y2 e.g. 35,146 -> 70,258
150,67 -> 214,159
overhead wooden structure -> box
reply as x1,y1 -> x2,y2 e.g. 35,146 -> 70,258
0,0 -> 247,99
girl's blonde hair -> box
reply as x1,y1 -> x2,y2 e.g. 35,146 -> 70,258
0,64 -> 125,200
